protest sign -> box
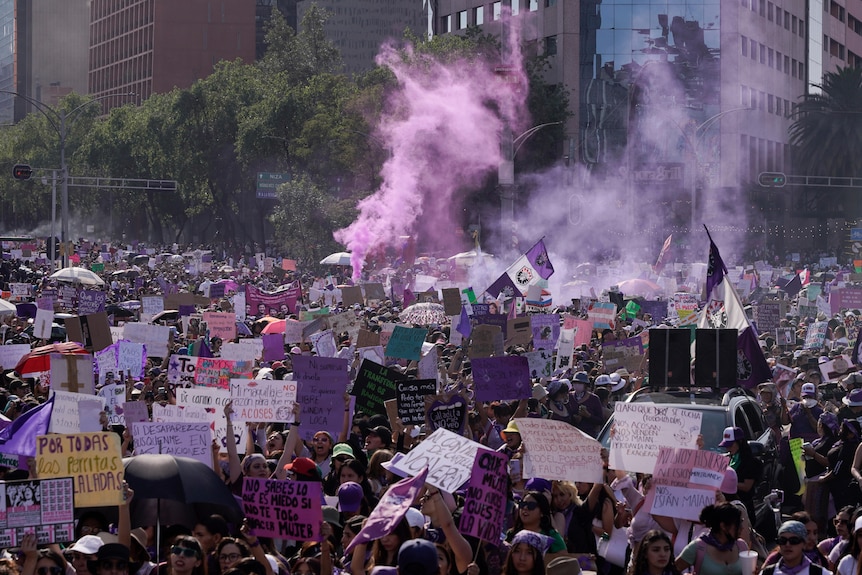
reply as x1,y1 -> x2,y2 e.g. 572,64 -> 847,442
117,341 -> 146,379
753,301 -> 783,333
77,290 -> 106,315
471,356 -> 531,402
530,314 -> 560,350
65,313 -> 112,352
461,450 -> 509,542
167,354 -> 197,386
130,422 -> 211,466
0,478 -> 76,546
830,288 -> 862,315
36,433 -> 123,507
356,330 -> 380,349
242,477 -> 322,540
776,328 -> 796,346
351,359 -> 401,416
602,337 -> 645,373
229,379 -> 297,423
123,323 -> 171,357
140,295 -> 164,323
203,312 -> 236,341
33,308 -> 53,339
441,288 -> 462,316
328,311 -> 361,341
195,358 -> 253,389
555,328 -> 575,371
525,349 -> 553,379
588,301 -> 616,330
506,317 -> 532,347
608,403 -> 703,474
219,341 -> 260,363
385,326 -> 426,361
804,321 -> 828,350
341,287 -> 364,307
309,329 -> 338,357
122,402 -> 150,426
670,293 -> 699,323
50,354 -> 94,395
293,356 -> 350,443
48,391 -> 104,434
95,346 -> 118,386
388,428 -> 487,492
643,447 -> 728,521
174,387 -> 246,454
396,379 -> 436,426
469,324 -> 500,358
425,392 -> 470,436
514,418 -> 603,483
97,384 -> 126,426
0,344 -> 30,370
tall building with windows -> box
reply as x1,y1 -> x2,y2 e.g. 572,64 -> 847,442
89,0 -> 256,113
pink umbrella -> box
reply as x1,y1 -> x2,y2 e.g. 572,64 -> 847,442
261,319 -> 301,334
616,278 -> 663,296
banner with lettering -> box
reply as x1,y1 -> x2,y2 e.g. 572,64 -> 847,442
241,477 -> 322,540
608,403 -> 703,474
643,447 -> 728,521
514,418 -> 603,483
36,433 -> 123,507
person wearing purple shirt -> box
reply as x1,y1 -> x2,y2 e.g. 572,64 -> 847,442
569,371 -> 605,438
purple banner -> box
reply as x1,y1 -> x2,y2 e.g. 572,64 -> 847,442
461,450 -> 508,542
831,288 -> 862,315
245,284 -> 300,316
530,314 -> 560,350
242,477 -> 322,541
470,356 -> 531,402
262,333 -> 285,362
293,356 -> 350,443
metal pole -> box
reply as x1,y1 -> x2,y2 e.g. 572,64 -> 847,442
60,112 -> 68,269
50,170 -> 56,273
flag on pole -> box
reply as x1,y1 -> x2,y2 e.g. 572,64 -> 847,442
0,395 -> 55,457
654,234 -> 673,274
487,239 -> 554,298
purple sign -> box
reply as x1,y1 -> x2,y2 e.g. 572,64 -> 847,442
261,333 -> 285,362
831,288 -> 862,315
471,356 -> 531,402
178,305 -> 196,317
209,283 -> 225,299
293,356 -> 350,443
78,290 -> 106,315
530,314 -> 560,350
246,284 -> 300,317
242,477 -> 322,541
461,450 -> 508,542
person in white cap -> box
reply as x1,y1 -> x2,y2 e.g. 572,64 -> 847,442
789,383 -> 824,444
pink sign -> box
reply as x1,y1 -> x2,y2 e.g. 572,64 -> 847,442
194,359 -> 253,389
242,477 -> 322,541
461,450 -> 508,542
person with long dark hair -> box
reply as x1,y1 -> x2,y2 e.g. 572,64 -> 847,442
506,491 -> 567,558
631,530 -> 681,575
835,516 -> 862,575
815,420 -> 862,512
163,536 -> 206,575
503,531 -> 548,575
675,503 -> 748,575
818,506 -> 856,572
719,426 -> 759,523
349,517 -> 413,575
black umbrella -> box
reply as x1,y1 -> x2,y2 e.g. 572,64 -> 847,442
122,454 -> 244,527
105,305 -> 135,318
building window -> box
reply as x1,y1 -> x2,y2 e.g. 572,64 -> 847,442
776,7 -> 782,25
493,1 -> 502,20
759,0 -> 765,16
546,0 -> 556,6
768,2 -> 773,21
792,16 -> 797,34
474,5 -> 484,25
440,14 -> 451,33
768,94 -> 774,113
750,39 -> 757,59
457,10 -> 467,29
760,44 -> 766,64
529,0 -> 538,11
545,35 -> 557,55
768,48 -> 774,67
776,98 -> 782,116
799,20 -> 804,37
741,35 -> 748,56
785,11 -> 790,29
784,55 -> 790,73
511,0 -> 520,16
776,51 -> 782,71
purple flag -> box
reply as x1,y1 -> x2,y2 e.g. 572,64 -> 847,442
456,305 -> 472,339
345,466 -> 428,553
782,274 -> 803,299
737,327 -> 772,389
0,395 -> 54,457
705,240 -> 728,301
525,239 -> 554,280
486,273 -> 519,300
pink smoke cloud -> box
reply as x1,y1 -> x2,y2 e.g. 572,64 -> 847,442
334,31 -> 530,279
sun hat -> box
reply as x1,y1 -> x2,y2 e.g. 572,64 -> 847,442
532,383 -> 548,400
322,505 -> 342,529
500,420 -> 520,441
844,388 -> 862,407
87,544 -> 129,575
819,412 -> 840,435
594,374 -> 612,386
718,426 -> 745,448
609,373 -> 626,393
332,443 -> 355,460
572,371 -> 590,384
546,379 -> 570,396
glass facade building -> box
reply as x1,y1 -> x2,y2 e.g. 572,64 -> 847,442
0,0 -> 13,125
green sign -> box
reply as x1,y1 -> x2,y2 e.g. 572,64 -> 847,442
91,263 -> 104,272
256,172 -> 291,199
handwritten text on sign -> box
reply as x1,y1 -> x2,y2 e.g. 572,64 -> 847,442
514,418 -> 604,483
36,433 -> 123,507
130,422 -> 211,466
461,450 -> 509,543
242,477 -> 322,541
229,379 -> 297,423
608,403 -> 702,474
644,447 -> 728,521
293,356 -> 350,443
389,428 -> 488,493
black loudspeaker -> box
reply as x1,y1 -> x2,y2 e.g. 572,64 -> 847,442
648,329 -> 691,388
695,329 -> 738,389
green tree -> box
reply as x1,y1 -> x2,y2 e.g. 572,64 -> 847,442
789,66 -> 862,178
258,4 -> 342,84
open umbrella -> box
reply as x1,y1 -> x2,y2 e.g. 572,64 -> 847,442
261,319 -> 301,335
399,302 -> 448,326
14,342 -> 89,376
320,252 -> 352,266
123,454 -> 244,526
616,278 -> 663,297
0,299 -> 16,315
447,250 -> 495,268
50,267 -> 105,286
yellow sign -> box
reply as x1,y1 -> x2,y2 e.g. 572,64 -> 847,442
36,433 -> 123,507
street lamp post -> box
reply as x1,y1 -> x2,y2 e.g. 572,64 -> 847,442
499,121 -> 563,249
0,91 -> 134,268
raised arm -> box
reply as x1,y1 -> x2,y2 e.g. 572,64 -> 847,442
224,401 -> 242,484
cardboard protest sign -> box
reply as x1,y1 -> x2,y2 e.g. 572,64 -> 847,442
471,356 -> 531,402
425,392 -> 470,436
396,379 -> 436,426
195,359 -> 253,389
753,301 -> 783,333
229,379 -> 297,423
130,422 -> 211,466
364,283 -> 386,301
514,418 -> 603,483
385,326 -> 426,361
167,354 -> 197,387
293,356 -> 350,443
341,287 -> 364,307
122,402 -> 150,426
140,295 -> 164,323
461,450 -> 509,542
95,345 -> 118,386
506,317 -> 532,347
602,337 -> 645,373
309,329 -> 338,357
525,349 -> 553,379
469,324 -> 500,358
588,301 -> 616,330
48,391 -> 105,434
50,354 -> 94,395
97,384 -> 127,426
242,477 -> 322,540
0,344 -> 31,370
555,328 -> 575,371
608,403 -> 702,474
0,478 -> 76,545
530,314 -> 560,350
36,433 -> 123,507
356,329 -> 380,349
351,359 -> 401,416
220,341 -> 261,363
643,447 -> 728,521
203,312 -> 237,341
117,341 -> 146,379
389,428 -> 488,492
820,355 -> 854,381
776,328 -> 796,346
123,323 -> 172,357
441,288 -> 462,316
32,308 -> 53,340
78,290 -> 106,315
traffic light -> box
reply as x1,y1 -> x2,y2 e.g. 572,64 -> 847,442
12,164 -> 32,180
758,172 -> 786,187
